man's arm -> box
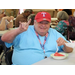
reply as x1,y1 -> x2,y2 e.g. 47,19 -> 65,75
1,28 -> 22,43
1,19 -> 31,43
63,44 -> 73,53
57,37 -> 73,53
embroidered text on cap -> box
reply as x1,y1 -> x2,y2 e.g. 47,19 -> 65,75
41,12 -> 46,17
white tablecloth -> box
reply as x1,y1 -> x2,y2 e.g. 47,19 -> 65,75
33,48 -> 75,65
0,28 -> 15,36
0,30 -> 9,36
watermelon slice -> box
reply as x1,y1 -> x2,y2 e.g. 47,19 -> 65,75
54,52 -> 64,56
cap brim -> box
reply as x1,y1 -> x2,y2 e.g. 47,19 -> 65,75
36,18 -> 51,22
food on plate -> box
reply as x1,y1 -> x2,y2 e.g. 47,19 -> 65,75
54,52 -> 64,56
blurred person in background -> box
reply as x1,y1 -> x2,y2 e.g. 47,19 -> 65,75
55,11 -> 69,36
15,9 -> 33,27
0,9 -> 14,30
27,14 -> 35,25
0,9 -> 14,55
62,9 -> 75,40
62,9 -> 73,26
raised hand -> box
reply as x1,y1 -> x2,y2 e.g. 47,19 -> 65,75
18,19 -> 31,32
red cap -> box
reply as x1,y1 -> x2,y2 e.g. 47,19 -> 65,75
35,11 -> 51,22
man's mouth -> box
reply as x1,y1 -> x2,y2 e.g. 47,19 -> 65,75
40,27 -> 46,29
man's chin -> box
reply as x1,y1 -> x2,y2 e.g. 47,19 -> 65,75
39,32 -> 46,36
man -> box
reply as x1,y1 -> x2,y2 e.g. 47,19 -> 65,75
15,9 -> 33,27
1,11 -> 73,65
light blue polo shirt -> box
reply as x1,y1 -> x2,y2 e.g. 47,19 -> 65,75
5,26 -> 68,65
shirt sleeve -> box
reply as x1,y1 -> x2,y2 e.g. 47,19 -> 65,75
5,33 -> 21,48
5,42 -> 13,48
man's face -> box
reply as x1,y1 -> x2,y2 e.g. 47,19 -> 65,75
34,20 -> 50,36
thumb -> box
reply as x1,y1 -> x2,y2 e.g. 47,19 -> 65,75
19,21 -> 21,24
27,19 -> 31,25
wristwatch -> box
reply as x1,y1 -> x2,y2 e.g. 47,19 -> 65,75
7,19 -> 13,23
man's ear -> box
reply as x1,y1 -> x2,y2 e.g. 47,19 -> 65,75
34,20 -> 36,25
34,20 -> 36,23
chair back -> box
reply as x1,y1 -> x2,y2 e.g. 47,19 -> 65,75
0,45 -> 3,55
63,25 -> 73,40
5,49 -> 13,65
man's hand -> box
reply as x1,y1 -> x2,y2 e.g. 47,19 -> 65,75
56,37 -> 73,53
18,19 -> 31,32
56,37 -> 67,46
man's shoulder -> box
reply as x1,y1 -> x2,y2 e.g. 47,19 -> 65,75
49,28 -> 56,30
49,28 -> 62,35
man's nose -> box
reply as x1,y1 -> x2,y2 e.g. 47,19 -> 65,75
41,23 -> 46,26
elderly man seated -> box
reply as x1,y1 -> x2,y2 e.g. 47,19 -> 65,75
1,11 -> 73,65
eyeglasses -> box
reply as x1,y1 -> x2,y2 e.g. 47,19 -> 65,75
38,21 -> 50,24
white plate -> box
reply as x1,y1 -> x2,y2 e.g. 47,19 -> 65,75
51,52 -> 68,60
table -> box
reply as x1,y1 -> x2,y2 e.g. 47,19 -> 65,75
0,30 -> 9,36
0,28 -> 15,36
33,48 -> 75,65
0,29 -> 15,37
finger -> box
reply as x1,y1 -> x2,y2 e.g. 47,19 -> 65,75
27,19 -> 31,25
57,39 -> 64,46
21,22 -> 27,30
19,21 -> 21,24
56,38 -> 61,46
